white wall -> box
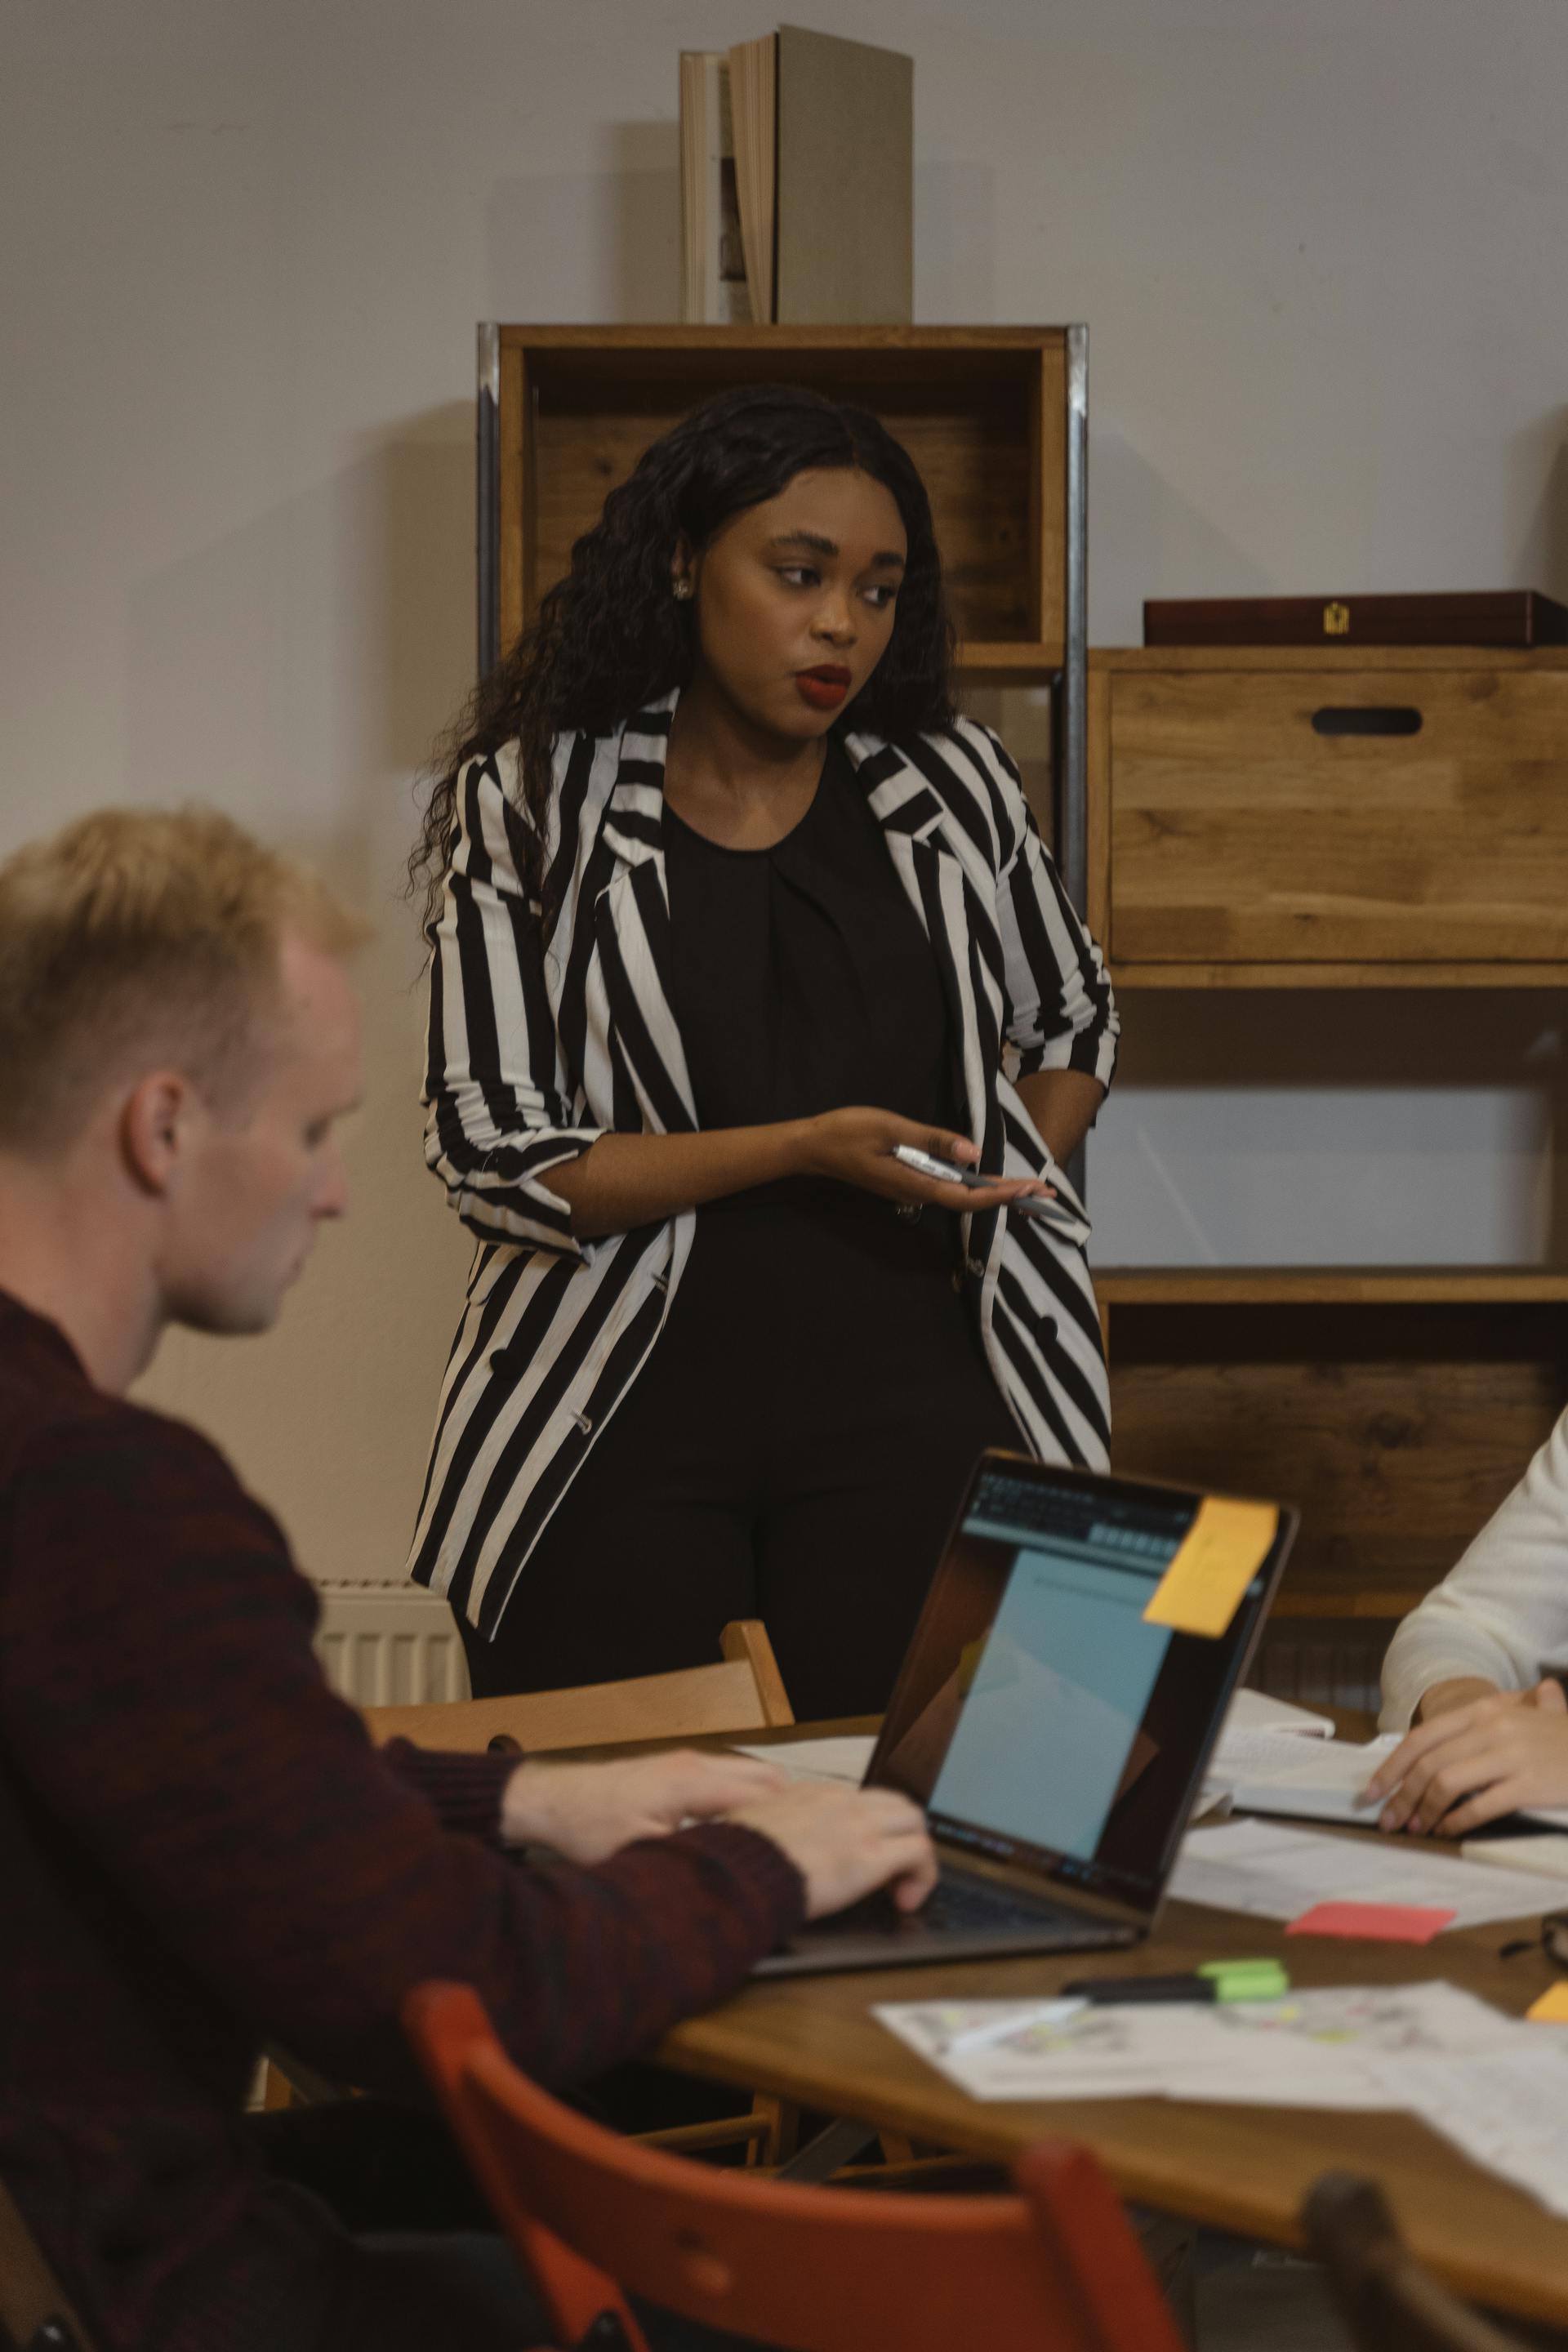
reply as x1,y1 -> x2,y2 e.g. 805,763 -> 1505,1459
4,0 -> 1566,1578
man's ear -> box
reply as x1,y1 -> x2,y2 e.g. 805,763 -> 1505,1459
120,1071 -> 195,1197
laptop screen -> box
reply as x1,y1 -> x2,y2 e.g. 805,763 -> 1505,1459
867,1454 -> 1291,1918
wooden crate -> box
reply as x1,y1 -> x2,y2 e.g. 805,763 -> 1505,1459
1099,1271 -> 1568,1622
492,326 -> 1072,675
1088,646 -> 1568,985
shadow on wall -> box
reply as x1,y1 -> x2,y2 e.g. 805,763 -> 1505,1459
485,120 -> 681,323
915,161 -> 997,323
1090,425 -> 1272,645
363,407 -> 475,774
1515,409 -> 1568,599
122,402 -> 482,1581
606,120 -> 679,322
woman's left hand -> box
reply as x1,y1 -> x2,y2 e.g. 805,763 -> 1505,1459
1363,1677 -> 1568,1837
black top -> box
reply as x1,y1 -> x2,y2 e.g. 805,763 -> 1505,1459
666,737 -> 959,1152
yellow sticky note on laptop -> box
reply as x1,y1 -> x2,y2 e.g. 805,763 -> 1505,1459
1143,1496 -> 1280,1638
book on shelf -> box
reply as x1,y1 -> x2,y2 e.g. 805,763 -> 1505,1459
679,51 -> 751,325
679,27 -> 911,327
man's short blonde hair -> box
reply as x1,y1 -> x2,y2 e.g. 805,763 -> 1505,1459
0,808 -> 368,1154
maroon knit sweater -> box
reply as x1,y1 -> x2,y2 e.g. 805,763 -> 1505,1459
0,1294 -> 804,2350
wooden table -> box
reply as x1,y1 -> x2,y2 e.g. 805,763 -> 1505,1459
653,1721 -> 1568,2332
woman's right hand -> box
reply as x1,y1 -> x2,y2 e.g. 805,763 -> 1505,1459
795,1107 -> 1054,1213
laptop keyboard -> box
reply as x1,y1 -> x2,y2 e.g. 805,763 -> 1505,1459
826,1864 -> 1117,1946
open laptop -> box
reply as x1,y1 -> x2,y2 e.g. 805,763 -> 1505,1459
757,1449 -> 1297,1976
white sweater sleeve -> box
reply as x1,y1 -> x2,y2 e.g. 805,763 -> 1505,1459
1379,1406 -> 1568,1728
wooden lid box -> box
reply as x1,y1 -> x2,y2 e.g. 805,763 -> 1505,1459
1144,590 -> 1568,650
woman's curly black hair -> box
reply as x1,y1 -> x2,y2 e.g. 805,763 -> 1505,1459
410,381 -> 956,938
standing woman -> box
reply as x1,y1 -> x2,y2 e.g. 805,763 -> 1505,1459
408,385 -> 1118,1719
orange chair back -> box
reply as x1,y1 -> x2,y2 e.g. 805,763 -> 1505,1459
404,1980 -> 1187,2352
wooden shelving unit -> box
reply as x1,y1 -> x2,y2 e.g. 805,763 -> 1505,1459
468,336 -> 1568,1699
476,321 -> 1093,909
1101,1267 -> 1568,1636
1097,1269 -> 1568,1309
1089,644 -> 1568,1694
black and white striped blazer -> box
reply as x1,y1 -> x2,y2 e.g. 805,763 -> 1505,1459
409,693 -> 1120,1637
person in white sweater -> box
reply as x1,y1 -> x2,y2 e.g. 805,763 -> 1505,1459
1369,1409 -> 1568,1836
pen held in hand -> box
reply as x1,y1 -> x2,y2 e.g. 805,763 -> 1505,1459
888,1145 -> 1089,1236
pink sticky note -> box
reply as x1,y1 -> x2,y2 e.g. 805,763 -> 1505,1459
1285,1900 -> 1454,1944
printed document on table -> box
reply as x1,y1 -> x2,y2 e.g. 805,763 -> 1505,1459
875,1996 -> 1166,2103
730,1735 -> 875,1784
876,1984 -> 1568,2223
875,1981 -> 1528,2107
1387,2046 -> 1568,2221
1172,1818 -> 1568,1930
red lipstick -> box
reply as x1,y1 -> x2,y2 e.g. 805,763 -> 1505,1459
795,665 -> 852,711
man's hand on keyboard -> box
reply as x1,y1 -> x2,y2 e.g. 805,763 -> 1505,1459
500,1748 -> 788,1862
726,1783 -> 938,1918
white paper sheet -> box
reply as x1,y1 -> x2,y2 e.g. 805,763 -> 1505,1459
1211,1726 -> 1352,1780
1461,1833 -> 1568,1881
730,1735 -> 875,1785
1171,1818 -> 1568,1931
1389,2046 -> 1568,2220
875,1981 -> 1529,2108
1218,1689 -> 1335,1745
878,1983 -> 1568,2220
737,1695 -> 1327,1800
740,1698 -> 1327,1800
737,1693 -> 1325,1797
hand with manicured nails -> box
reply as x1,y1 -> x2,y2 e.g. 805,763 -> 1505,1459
799,1108 -> 1050,1214
725,1781 -> 939,1918
1364,1677 -> 1568,1837
501,1748 -> 789,1864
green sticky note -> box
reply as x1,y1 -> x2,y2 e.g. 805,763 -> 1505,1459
1200,1959 -> 1290,2002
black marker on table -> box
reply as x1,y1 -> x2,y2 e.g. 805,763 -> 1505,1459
1059,1961 -> 1289,2007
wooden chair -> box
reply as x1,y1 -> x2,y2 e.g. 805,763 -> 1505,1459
403,1979 -> 1190,2352
360,1618 -> 792,1753
1302,2172 -> 1527,2352
0,2176 -> 95,2352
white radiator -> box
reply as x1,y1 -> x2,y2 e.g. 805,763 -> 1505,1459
312,1582 -> 471,1707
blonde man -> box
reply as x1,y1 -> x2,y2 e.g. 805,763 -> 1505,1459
0,809 -> 933,2352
